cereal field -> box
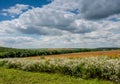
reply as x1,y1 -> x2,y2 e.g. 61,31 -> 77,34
26,50 -> 120,59
46,50 -> 120,58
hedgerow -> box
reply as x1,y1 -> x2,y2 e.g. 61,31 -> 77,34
0,48 -> 99,58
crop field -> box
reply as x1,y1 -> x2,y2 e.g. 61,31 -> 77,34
46,50 -> 120,58
25,50 -> 120,59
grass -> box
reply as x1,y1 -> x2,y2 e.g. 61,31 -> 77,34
0,56 -> 120,81
0,67 -> 114,84
0,52 -> 3,55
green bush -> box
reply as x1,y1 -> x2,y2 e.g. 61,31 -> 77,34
0,57 -> 120,82
0,48 -> 101,58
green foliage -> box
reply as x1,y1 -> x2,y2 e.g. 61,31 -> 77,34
0,48 -> 97,58
0,67 -> 113,84
0,56 -> 120,82
0,47 -> 120,58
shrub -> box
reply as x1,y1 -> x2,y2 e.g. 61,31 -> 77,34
0,56 -> 120,82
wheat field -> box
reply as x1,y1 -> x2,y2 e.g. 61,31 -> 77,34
25,50 -> 120,59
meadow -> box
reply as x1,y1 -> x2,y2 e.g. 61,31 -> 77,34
0,56 -> 120,83
0,67 -> 113,84
0,47 -> 120,84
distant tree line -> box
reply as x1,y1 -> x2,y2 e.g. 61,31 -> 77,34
0,47 -> 120,58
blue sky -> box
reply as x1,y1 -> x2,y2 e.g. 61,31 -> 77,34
0,0 -> 120,48
0,0 -> 51,21
0,0 -> 50,9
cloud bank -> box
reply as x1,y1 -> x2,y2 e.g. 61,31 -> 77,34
0,0 -> 120,48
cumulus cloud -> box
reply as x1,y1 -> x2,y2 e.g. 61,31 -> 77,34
44,0 -> 79,11
80,0 -> 120,19
1,4 -> 30,18
0,8 -> 97,36
0,35 -> 35,48
0,0 -> 120,48
17,8 -> 75,35
47,0 -> 120,19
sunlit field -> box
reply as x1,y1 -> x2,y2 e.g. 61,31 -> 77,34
0,67 -> 113,84
25,50 -> 120,59
0,47 -> 120,83
0,56 -> 120,83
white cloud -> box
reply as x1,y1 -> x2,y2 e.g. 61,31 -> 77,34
44,0 -> 80,11
0,0 -> 120,48
45,0 -> 120,19
1,4 -> 30,18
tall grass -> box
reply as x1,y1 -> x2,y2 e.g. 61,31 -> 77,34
0,67 -> 113,84
0,56 -> 120,82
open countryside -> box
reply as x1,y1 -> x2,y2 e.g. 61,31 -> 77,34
0,47 -> 120,84
0,0 -> 120,84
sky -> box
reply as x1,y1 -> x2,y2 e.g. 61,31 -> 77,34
0,0 -> 120,48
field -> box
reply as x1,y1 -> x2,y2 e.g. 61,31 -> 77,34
0,56 -> 120,83
26,50 -> 120,59
45,50 -> 120,58
0,68 -> 113,84
0,47 -> 120,58
0,47 -> 120,83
